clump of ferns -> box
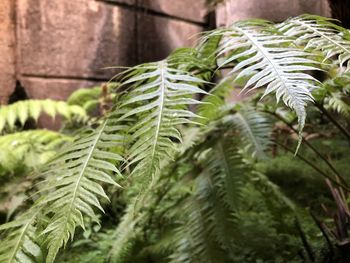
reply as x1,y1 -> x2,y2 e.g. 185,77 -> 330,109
0,14 -> 350,263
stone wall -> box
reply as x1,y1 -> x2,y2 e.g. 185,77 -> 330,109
216,0 -> 330,26
0,0 -> 16,104
0,0 -> 207,103
0,0 -> 333,104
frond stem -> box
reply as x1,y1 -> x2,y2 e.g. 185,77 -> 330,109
275,141 -> 350,191
265,110 -> 346,185
315,102 -> 350,141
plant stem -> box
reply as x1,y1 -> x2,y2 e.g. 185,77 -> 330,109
275,141 -> 350,191
266,110 -> 346,186
315,103 -> 350,141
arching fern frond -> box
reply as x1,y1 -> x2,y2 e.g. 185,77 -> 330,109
118,60 -> 208,183
0,208 -> 43,263
278,15 -> 350,68
0,100 -> 87,133
34,119 -> 124,263
209,20 -> 320,146
170,138 -> 247,263
223,105 -> 272,159
326,92 -> 350,117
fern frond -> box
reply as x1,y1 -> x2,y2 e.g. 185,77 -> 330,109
170,138 -> 247,262
326,92 -> 350,117
210,20 -> 320,145
105,198 -> 144,263
0,130 -> 71,171
35,119 -> 124,262
223,105 -> 272,159
0,208 -> 43,263
278,15 -> 350,68
0,100 -> 87,133
118,60 -> 207,183
198,77 -> 235,123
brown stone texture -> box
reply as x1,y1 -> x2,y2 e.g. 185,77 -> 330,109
20,77 -> 102,101
216,0 -> 331,26
137,13 -> 203,63
0,0 -> 16,104
17,0 -> 136,80
20,77 -> 104,129
138,0 -> 207,23
101,0 -> 136,5
14,0 -> 206,103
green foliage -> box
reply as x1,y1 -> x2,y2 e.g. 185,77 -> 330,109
278,15 -> 350,68
0,130 -> 71,173
117,61 -> 207,183
0,100 -> 87,134
210,19 -> 320,139
0,14 -> 350,263
67,83 -> 117,115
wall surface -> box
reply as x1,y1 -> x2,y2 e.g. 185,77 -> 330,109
0,0 -> 16,104
216,0 -> 331,26
0,0 -> 333,104
0,0 -> 207,103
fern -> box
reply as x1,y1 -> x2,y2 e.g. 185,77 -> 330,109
208,20 -> 320,146
170,138 -> 247,263
223,105 -> 272,159
278,15 -> 350,68
117,60 -> 207,183
33,119 -> 124,263
0,130 -> 71,171
0,208 -> 43,263
0,100 -> 87,133
326,92 -> 350,117
0,15 -> 346,262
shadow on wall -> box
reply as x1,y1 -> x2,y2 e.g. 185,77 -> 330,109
92,0 -> 176,71
136,0 -> 175,63
90,1 -> 136,77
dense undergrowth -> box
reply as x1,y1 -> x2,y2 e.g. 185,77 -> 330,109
0,15 -> 350,263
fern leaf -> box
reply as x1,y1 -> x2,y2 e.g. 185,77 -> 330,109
170,138 -> 247,262
35,119 -> 124,262
210,20 -> 320,148
223,105 -> 272,159
118,61 -> 207,183
0,100 -> 87,133
106,198 -> 144,263
326,93 -> 350,117
0,130 -> 71,170
278,15 -> 350,68
0,208 -> 43,263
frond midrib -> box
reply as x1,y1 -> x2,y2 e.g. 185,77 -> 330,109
216,141 -> 232,179
7,211 -> 39,263
143,61 -> 167,182
49,120 -> 108,259
235,112 -> 263,155
292,19 -> 350,55
235,26 -> 296,100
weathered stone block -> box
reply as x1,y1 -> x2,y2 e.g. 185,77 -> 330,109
17,0 -> 136,80
138,0 -> 207,23
216,0 -> 331,26
100,0 -> 135,5
20,77 -> 104,129
0,0 -> 16,104
20,77 -> 102,101
137,13 -> 203,63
